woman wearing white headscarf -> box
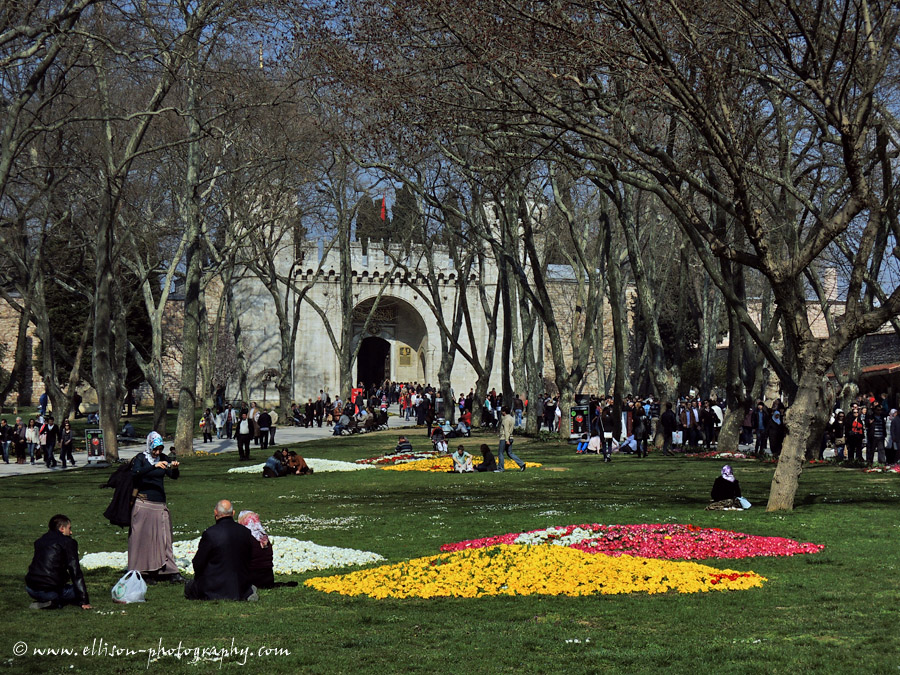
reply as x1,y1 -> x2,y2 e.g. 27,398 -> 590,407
237,511 -> 274,589
128,431 -> 182,583
708,465 -> 743,509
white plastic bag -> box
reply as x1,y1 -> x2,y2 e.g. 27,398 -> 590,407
737,496 -> 752,510
111,570 -> 147,603
672,430 -> 683,446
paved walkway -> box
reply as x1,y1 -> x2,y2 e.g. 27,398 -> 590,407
0,415 -> 419,478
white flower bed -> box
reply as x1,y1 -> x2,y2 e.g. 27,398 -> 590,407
227,458 -> 374,474
80,551 -> 128,570
81,536 -> 384,575
514,526 -> 599,547
267,514 -> 362,530
305,458 -> 375,473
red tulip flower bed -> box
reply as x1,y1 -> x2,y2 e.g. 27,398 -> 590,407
440,523 -> 824,560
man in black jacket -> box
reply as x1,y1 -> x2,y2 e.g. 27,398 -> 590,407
256,409 -> 272,451
314,395 -> 325,428
25,514 -> 92,610
185,499 -> 258,601
660,403 -> 678,456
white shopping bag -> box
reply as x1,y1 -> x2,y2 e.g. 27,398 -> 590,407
111,570 -> 147,603
672,430 -> 683,446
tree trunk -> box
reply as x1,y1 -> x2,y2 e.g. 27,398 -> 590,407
224,278 -> 249,403
767,371 -> 825,511
697,274 -> 723,399
152,383 -> 167,437
92,195 -> 121,462
59,316 -> 91,422
607,238 -> 628,427
556,383 -> 573,441
839,338 -> 862,410
498,252 -> 514,408
174,66 -> 203,456
198,284 -> 215,410
276,319 -> 293,423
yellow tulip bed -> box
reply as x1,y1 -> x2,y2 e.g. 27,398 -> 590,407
304,544 -> 765,598
382,457 -> 542,472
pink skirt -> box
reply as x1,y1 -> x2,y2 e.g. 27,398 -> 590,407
128,499 -> 178,574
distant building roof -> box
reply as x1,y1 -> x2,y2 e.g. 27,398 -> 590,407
546,265 -> 576,281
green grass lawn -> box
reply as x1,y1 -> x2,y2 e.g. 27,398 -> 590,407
1,431 -> 898,674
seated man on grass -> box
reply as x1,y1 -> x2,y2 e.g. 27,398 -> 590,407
395,435 -> 413,454
361,407 -> 376,432
121,421 -> 137,439
185,499 -> 259,602
333,412 -> 352,435
450,445 -> 474,473
25,514 -> 92,610
262,449 -> 291,478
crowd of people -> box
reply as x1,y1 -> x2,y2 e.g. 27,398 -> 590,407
0,414 -> 71,468
819,393 -> 899,465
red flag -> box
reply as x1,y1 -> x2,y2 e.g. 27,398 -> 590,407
380,194 -> 386,221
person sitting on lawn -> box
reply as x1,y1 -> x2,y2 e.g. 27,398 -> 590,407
121,421 -> 137,439
431,427 -> 448,454
25,514 -> 92,610
361,407 -> 376,432
456,414 -> 471,437
333,411 -> 352,436
450,445 -> 474,473
458,409 -> 472,433
576,433 -> 589,453
708,465 -> 744,510
185,499 -> 258,602
474,444 -> 497,472
286,451 -> 314,475
237,511 -> 274,589
262,449 -> 291,478
588,432 -> 611,462
395,435 -> 413,454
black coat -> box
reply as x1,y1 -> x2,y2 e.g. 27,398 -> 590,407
475,449 -> 497,472
248,543 -> 275,589
25,529 -> 90,604
191,517 -> 257,600
711,477 -> 742,502
660,410 -> 678,434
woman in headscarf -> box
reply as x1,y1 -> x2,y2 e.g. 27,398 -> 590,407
237,511 -> 274,589
708,465 -> 743,509
128,431 -> 182,583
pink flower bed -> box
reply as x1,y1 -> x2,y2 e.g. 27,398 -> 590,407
440,523 -> 824,560
864,464 -> 900,474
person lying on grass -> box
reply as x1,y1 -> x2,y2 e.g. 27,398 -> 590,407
450,445 -> 474,473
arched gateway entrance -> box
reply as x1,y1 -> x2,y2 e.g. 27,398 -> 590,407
352,296 -> 428,387
357,336 -> 390,387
